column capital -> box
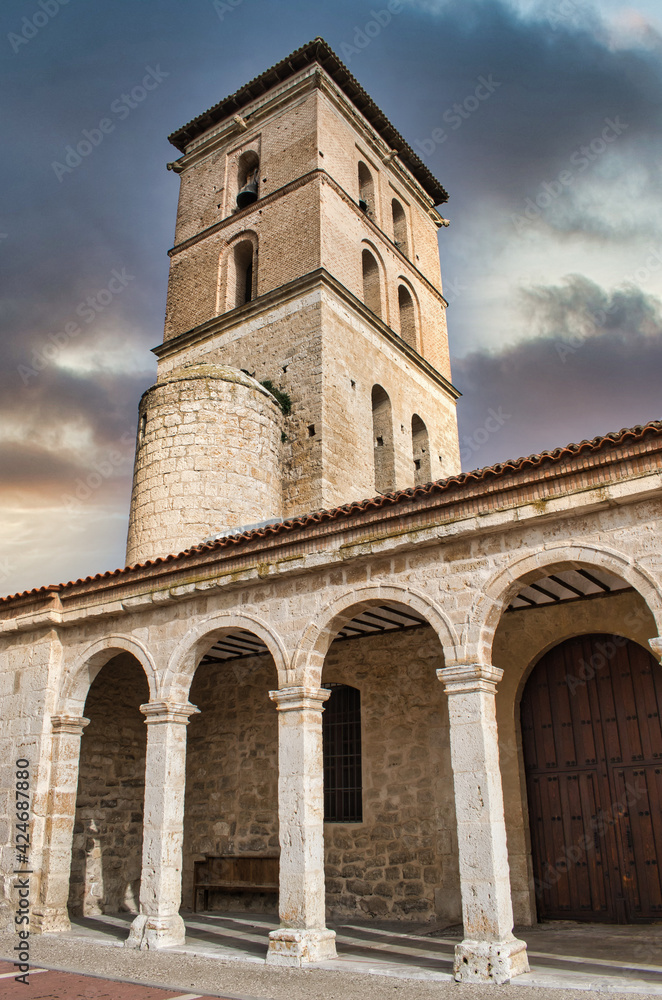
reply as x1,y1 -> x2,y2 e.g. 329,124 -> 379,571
648,637 -> 662,662
269,686 -> 331,712
139,701 -> 199,725
437,663 -> 503,694
51,715 -> 90,735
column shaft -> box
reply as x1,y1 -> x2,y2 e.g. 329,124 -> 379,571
266,686 -> 336,966
32,716 -> 89,934
438,664 -> 529,984
126,701 -> 198,950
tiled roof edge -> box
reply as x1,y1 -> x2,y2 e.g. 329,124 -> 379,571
2,419 -> 660,606
167,37 -> 449,205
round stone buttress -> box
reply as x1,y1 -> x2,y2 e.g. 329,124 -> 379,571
125,363 -> 283,565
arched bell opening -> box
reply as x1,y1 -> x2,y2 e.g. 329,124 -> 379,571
182,628 -> 279,917
230,238 -> 256,309
68,653 -> 149,919
371,384 -> 395,494
392,198 -> 409,257
397,284 -> 417,349
362,248 -> 382,318
358,160 -> 374,215
411,413 -> 431,486
236,150 -> 259,209
489,561 -> 659,927
319,599 -> 460,926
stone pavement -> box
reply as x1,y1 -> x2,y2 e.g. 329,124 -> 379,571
2,914 -> 662,998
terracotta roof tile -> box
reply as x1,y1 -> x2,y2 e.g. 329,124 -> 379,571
168,37 -> 448,205
2,419 -> 660,605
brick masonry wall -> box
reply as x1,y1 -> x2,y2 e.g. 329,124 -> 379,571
68,653 -> 148,916
172,88 -> 319,249
182,652 -> 279,913
154,283 -> 459,530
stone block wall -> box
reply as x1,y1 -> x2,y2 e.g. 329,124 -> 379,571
322,626 -> 459,924
126,365 -> 283,564
182,652 -> 280,913
68,654 -> 148,916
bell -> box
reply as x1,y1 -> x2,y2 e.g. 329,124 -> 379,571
236,174 -> 258,209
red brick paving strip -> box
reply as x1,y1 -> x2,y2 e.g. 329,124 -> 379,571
0,958 -> 236,1000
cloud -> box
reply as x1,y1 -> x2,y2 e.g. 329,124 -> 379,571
453,276 -> 662,468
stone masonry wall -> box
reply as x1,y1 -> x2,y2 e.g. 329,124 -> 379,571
126,366 -> 283,564
322,626 -> 460,924
69,654 -> 148,916
182,652 -> 279,912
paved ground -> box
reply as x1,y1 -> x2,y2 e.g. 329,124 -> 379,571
1,914 -> 662,999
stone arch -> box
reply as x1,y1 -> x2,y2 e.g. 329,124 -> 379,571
58,634 -> 159,716
162,610 -> 291,703
292,584 -> 460,688
470,543 -> 662,663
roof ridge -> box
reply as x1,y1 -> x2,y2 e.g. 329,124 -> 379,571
167,37 -> 449,205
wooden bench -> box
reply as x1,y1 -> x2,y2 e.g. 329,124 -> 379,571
193,854 -> 279,912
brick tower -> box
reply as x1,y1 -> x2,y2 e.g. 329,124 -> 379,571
126,38 -> 460,566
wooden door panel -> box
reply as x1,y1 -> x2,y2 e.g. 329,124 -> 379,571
522,634 -> 662,923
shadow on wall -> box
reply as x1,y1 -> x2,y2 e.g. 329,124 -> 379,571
68,653 -> 149,916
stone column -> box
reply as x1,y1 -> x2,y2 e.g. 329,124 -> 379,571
126,700 -> 198,950
266,686 -> 337,966
437,663 -> 529,984
32,715 -> 89,934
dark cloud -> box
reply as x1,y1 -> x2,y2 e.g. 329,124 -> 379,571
2,0 -> 662,592
454,277 -> 662,469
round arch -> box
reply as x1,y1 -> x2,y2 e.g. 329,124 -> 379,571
216,229 -> 259,313
58,634 -> 159,716
470,544 -> 662,661
162,610 -> 291,703
292,584 -> 460,688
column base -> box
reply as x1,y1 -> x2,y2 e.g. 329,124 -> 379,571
454,936 -> 529,984
266,927 -> 337,966
31,907 -> 71,935
125,912 -> 186,950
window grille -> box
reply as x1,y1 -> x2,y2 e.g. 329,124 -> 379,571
322,683 -> 362,823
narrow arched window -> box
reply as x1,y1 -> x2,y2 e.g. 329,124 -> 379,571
392,199 -> 409,256
411,414 -> 431,486
322,683 -> 362,823
230,239 -> 255,308
372,384 -> 395,493
358,161 -> 374,215
236,150 -> 259,209
362,250 -> 382,318
398,284 -> 416,348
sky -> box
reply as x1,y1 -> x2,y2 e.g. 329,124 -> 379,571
1,0 -> 661,596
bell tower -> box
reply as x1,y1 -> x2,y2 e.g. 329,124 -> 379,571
126,38 -> 460,566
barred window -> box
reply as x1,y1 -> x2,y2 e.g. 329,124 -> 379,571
322,683 -> 362,823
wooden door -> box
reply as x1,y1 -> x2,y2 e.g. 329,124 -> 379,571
521,634 -> 662,922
